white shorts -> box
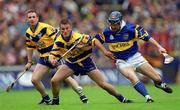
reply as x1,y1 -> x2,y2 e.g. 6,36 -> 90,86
115,52 -> 147,70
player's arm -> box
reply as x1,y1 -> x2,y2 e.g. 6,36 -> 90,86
93,38 -> 115,61
82,34 -> 115,60
135,25 -> 167,54
93,33 -> 115,60
49,54 -> 58,66
148,37 -> 167,54
77,33 -> 104,47
46,24 -> 58,40
25,35 -> 36,70
94,33 -> 105,44
49,51 -> 59,66
46,25 -> 58,39
27,48 -> 33,64
49,39 -> 62,66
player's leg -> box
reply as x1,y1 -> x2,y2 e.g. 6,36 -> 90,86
31,64 -> 50,104
50,64 -> 74,105
119,66 -> 154,102
87,69 -> 133,103
137,63 -> 173,93
64,77 -> 88,103
57,60 -> 88,103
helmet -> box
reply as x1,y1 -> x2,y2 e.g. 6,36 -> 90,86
107,11 -> 122,24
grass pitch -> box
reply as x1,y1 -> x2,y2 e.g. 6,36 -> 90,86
0,85 -> 180,110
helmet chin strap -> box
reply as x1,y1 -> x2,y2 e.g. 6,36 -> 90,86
109,26 -> 120,32
109,23 -> 121,32
109,20 -> 126,33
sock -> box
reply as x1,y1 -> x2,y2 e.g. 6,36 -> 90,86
134,81 -> 148,97
116,94 -> 125,102
43,95 -> 50,100
145,95 -> 151,99
76,87 -> 84,96
52,98 -> 59,103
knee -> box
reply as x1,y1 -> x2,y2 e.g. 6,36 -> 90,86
127,76 -> 139,84
31,77 -> 39,84
122,72 -> 139,84
51,78 -> 59,86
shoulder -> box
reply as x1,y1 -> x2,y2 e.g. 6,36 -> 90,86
124,22 -> 136,30
54,31 -> 61,40
102,26 -> 111,34
39,22 -> 49,27
25,27 -> 30,33
121,22 -> 138,34
73,32 -> 84,38
73,31 -> 83,36
55,34 -> 63,43
40,22 -> 57,34
39,22 -> 54,28
72,32 -> 90,43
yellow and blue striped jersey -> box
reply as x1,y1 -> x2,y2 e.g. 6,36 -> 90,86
95,22 -> 151,60
25,22 -> 58,57
50,31 -> 95,63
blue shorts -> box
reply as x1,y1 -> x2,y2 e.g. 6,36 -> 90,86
65,57 -> 97,76
38,57 -> 57,69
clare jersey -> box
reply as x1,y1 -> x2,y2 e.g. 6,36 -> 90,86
95,21 -> 151,60
25,22 -> 58,57
50,31 -> 95,63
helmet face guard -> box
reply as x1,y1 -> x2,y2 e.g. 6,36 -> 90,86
107,11 -> 122,25
107,18 -> 121,25
107,11 -> 122,32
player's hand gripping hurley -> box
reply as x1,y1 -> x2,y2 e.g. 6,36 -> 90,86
6,68 -> 28,92
162,53 -> 174,64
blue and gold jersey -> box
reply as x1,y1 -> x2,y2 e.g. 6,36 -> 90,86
50,31 -> 95,63
25,22 -> 58,57
95,22 -> 151,60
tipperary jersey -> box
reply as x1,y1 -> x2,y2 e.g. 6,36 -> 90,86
25,22 -> 58,57
95,21 -> 151,60
50,31 -> 95,64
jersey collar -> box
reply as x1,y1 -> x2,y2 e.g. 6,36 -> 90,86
109,20 -> 126,33
30,22 -> 39,33
61,31 -> 72,42
117,20 -> 126,33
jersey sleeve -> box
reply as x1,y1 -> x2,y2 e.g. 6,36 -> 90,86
50,36 -> 64,57
94,33 -> 105,44
135,25 -> 151,41
25,33 -> 36,49
46,25 -> 58,39
78,34 -> 97,46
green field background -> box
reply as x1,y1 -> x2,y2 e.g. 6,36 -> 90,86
0,85 -> 180,110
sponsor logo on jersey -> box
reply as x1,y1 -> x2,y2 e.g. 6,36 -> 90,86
111,42 -> 130,49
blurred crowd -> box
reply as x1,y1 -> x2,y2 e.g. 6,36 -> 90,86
0,0 -> 180,77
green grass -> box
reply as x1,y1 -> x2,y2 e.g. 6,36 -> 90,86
0,85 -> 180,110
